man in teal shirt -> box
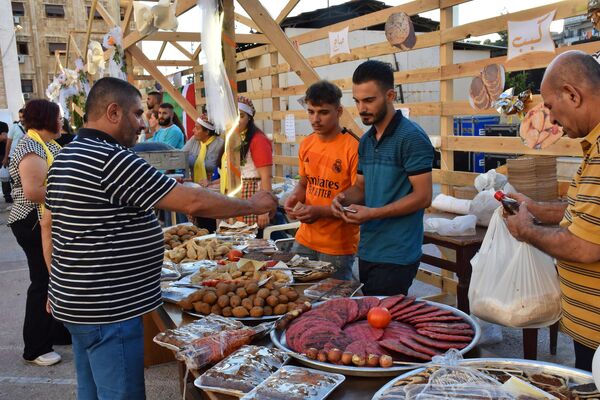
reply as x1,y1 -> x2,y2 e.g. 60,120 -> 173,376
152,103 -> 185,149
332,60 -> 434,296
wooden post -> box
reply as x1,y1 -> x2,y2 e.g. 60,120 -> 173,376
84,0 -> 99,65
439,5 -> 454,195
271,52 -> 284,180
275,0 -> 301,24
237,0 -> 363,136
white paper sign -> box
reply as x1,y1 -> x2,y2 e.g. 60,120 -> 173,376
328,27 -> 350,58
284,114 -> 296,143
507,10 -> 556,61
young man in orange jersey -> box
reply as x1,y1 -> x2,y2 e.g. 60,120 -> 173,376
284,80 -> 359,280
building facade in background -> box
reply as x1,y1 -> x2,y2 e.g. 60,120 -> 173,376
1,0 -> 123,107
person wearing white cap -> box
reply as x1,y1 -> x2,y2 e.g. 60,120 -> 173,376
182,114 -> 225,187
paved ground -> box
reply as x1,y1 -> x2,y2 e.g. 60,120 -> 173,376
0,196 -> 575,399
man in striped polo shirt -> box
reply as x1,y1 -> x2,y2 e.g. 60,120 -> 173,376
41,77 -> 277,399
506,51 -> 600,371
332,60 -> 434,296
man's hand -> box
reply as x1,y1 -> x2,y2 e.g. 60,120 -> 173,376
283,193 -> 300,218
505,202 -> 534,241
340,204 -> 375,225
248,190 -> 278,218
46,298 -> 51,314
294,205 -> 323,224
257,213 -> 270,228
331,193 -> 347,219
1,157 -> 8,167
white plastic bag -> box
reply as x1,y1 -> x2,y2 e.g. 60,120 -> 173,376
0,167 -> 10,183
474,169 -> 508,192
431,193 -> 471,215
469,183 -> 516,227
469,208 -> 561,328
424,215 -> 477,236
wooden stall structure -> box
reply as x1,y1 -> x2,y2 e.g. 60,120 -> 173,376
65,0 -> 598,303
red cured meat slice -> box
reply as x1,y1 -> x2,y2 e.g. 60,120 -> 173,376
379,339 -> 432,361
411,333 -> 469,350
414,322 -> 471,330
323,333 -> 354,352
286,317 -> 340,351
409,315 -> 463,324
343,321 -> 384,341
396,305 -> 440,321
354,297 -> 381,320
406,310 -> 454,323
382,321 -> 415,340
416,329 -> 473,342
388,297 -> 415,315
419,327 -> 475,336
380,295 -> 405,310
392,302 -> 425,316
345,339 -> 388,357
317,298 -> 359,325
297,325 -> 343,352
396,335 -> 440,357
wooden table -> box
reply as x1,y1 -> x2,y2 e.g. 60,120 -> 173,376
421,213 -> 487,314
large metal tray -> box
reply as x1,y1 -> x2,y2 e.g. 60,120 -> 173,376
270,297 -> 481,377
371,358 -> 595,399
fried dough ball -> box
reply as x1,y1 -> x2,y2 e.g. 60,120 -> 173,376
273,304 -> 287,315
232,306 -> 249,318
202,292 -> 217,305
193,302 -> 211,315
249,306 -> 264,318
245,282 -> 259,294
217,295 -> 230,308
241,298 -> 254,310
257,288 -> 270,299
222,306 -> 233,317
266,295 -> 279,307
253,297 -> 265,307
229,295 -> 242,308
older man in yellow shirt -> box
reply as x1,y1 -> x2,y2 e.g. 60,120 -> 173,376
506,51 -> 600,371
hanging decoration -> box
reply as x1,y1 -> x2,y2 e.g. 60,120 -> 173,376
45,68 -> 81,120
86,41 -> 105,78
519,103 -> 563,149
507,10 -> 556,61
328,27 -> 350,58
199,0 -> 240,196
385,12 -> 416,50
133,0 -> 178,36
468,64 -> 505,111
103,26 -> 127,80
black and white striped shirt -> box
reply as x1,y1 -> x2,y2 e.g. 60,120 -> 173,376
46,128 -> 177,324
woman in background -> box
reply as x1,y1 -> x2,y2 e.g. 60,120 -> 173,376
138,110 -> 160,143
8,99 -> 70,366
182,114 -> 225,231
55,118 -> 75,146
236,96 -> 273,229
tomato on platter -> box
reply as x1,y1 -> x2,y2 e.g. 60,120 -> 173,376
367,307 -> 392,329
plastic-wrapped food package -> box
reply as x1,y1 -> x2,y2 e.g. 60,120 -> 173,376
405,350 -> 518,399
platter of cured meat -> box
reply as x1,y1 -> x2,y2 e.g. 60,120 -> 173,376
271,296 -> 480,377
